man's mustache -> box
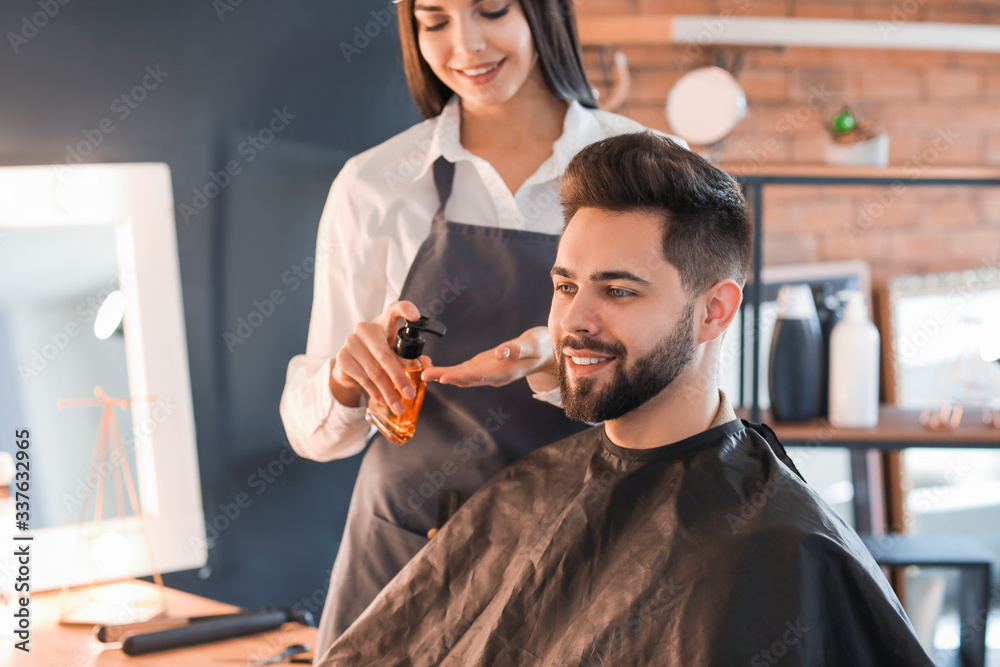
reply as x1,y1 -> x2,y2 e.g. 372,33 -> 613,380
556,335 -> 627,358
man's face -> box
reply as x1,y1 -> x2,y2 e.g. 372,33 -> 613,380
549,208 -> 697,423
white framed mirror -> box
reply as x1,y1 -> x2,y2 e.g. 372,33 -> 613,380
0,163 -> 206,591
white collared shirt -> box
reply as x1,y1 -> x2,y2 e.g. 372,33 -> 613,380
280,96 -> 683,462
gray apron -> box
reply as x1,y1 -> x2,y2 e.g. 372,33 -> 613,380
315,157 -> 586,652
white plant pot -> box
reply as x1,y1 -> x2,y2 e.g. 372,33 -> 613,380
824,132 -> 889,167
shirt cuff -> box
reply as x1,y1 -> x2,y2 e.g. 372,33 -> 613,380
530,385 -> 563,408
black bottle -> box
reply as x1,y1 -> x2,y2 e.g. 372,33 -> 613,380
769,284 -> 823,422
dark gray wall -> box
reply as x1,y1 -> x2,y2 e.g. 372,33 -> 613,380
1,0 -> 421,613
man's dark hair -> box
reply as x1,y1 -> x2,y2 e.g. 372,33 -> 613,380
560,131 -> 752,295
397,0 -> 597,119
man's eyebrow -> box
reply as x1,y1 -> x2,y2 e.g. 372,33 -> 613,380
551,266 -> 574,279
550,266 -> 653,287
414,0 -> 483,11
591,270 -> 653,287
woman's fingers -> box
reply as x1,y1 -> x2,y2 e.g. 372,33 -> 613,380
332,353 -> 385,407
357,324 -> 417,396
330,301 -> 426,414
423,327 -> 554,387
425,349 -> 530,387
494,326 -> 548,361
352,327 -> 416,413
379,300 -> 422,337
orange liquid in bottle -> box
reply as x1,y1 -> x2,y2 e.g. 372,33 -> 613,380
365,367 -> 426,444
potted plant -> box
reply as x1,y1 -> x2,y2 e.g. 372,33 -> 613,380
823,107 -> 889,167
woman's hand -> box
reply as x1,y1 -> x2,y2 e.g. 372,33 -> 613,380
330,300 -> 426,415
421,326 -> 557,389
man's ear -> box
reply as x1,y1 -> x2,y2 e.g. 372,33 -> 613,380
697,280 -> 743,344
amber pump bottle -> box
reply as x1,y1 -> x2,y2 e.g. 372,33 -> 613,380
366,316 -> 446,444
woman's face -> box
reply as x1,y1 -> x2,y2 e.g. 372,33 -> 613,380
414,0 -> 539,109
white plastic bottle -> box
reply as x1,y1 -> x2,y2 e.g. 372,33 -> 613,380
829,291 -> 880,428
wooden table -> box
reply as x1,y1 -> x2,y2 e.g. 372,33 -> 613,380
3,581 -> 318,667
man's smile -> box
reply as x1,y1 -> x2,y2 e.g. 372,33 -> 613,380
562,348 -> 616,377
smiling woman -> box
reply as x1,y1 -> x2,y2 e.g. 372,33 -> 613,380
397,0 -> 596,118
413,0 -> 538,110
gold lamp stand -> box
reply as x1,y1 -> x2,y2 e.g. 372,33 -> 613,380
56,386 -> 167,625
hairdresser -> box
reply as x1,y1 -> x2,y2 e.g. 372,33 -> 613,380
279,0 -> 676,654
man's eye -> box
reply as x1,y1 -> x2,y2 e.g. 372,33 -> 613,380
608,288 -> 634,298
556,284 -> 576,295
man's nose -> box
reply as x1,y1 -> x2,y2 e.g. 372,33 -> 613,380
559,291 -> 602,337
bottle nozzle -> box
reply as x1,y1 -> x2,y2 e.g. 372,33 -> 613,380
395,316 -> 446,359
402,316 -> 446,339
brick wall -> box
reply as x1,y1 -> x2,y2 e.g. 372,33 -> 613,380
579,0 -> 1000,285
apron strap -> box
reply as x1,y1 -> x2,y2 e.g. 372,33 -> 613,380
432,156 -> 456,226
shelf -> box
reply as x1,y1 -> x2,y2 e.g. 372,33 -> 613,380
735,165 -> 1000,428
577,15 -> 1000,53
729,163 -> 1000,184
738,405 -> 1000,450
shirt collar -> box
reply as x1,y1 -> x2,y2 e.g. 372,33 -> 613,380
412,95 -> 606,184
413,94 -> 464,182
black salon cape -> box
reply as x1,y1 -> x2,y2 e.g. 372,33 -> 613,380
318,419 -> 933,667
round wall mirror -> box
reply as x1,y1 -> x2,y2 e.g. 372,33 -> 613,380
666,66 -> 747,146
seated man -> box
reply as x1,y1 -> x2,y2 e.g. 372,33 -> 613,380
317,132 -> 933,667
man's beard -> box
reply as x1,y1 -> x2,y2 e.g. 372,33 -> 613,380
557,302 -> 696,423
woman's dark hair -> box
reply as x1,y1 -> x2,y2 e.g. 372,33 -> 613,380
560,132 -> 752,295
396,0 -> 598,118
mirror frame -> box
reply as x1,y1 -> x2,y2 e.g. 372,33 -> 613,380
0,162 -> 206,590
